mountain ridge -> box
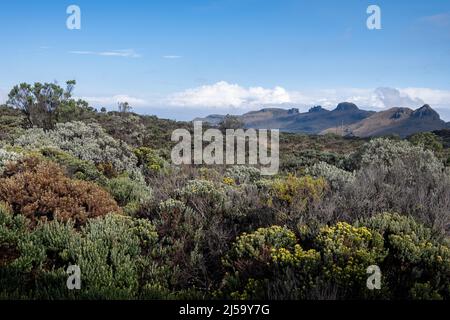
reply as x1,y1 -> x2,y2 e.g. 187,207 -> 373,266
195,103 -> 449,137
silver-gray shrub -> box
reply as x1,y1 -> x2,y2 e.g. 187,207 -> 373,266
14,121 -> 138,173
306,161 -> 355,190
359,138 -> 442,171
327,138 -> 450,235
0,148 -> 20,175
225,166 -> 261,184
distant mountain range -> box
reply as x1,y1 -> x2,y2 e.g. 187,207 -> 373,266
195,103 -> 450,137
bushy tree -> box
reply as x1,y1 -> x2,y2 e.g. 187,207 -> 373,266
6,81 -> 92,130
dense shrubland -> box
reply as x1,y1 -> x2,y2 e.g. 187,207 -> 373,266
0,81 -> 449,300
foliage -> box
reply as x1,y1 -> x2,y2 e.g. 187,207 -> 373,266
306,161 -> 355,190
263,175 -> 328,228
408,132 -> 444,154
225,166 -> 261,185
219,217 -> 449,300
359,213 -> 450,299
314,222 -> 386,297
268,175 -> 327,206
118,101 -> 132,113
329,138 -> 450,233
220,223 -> 383,300
1,91 -> 450,300
176,179 -> 226,217
39,147 -> 108,185
0,148 -> 20,175
14,121 -> 139,174
0,106 -> 25,142
106,176 -> 152,215
0,157 -> 121,227
0,209 -> 169,299
353,138 -> 442,171
6,81 -> 93,130
134,147 -> 167,174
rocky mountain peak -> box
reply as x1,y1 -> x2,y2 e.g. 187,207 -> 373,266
412,104 -> 440,120
334,102 -> 359,112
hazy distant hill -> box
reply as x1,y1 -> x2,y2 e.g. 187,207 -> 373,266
196,103 -> 449,137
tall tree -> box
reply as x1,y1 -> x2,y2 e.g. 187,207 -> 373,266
7,80 -> 82,130
118,101 -> 132,113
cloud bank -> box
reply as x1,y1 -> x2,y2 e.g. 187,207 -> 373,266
168,81 -> 291,108
167,81 -> 450,115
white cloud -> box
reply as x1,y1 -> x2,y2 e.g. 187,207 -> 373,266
168,81 -> 291,108
166,82 -> 450,119
80,95 -> 148,108
163,55 -> 182,59
69,49 -> 142,58
374,87 -> 425,109
400,88 -> 450,106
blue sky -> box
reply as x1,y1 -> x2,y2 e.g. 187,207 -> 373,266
0,0 -> 449,120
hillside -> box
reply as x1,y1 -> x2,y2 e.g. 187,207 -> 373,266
323,105 -> 448,138
197,103 -> 449,137
197,102 -> 375,134
1,90 -> 450,300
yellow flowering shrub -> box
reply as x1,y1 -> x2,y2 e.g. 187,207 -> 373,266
222,177 -> 235,186
360,213 -> 450,299
316,222 -> 387,296
220,226 -> 321,299
268,174 -> 327,206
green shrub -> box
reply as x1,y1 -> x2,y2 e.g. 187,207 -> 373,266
329,138 -> 450,233
359,213 -> 450,299
134,147 -> 167,174
106,176 -> 152,215
39,147 -> 108,185
220,226 -> 321,300
408,132 -> 443,154
176,180 -> 226,217
263,175 -> 328,228
219,216 -> 450,300
315,222 -> 387,298
225,166 -> 261,185
0,211 -> 166,299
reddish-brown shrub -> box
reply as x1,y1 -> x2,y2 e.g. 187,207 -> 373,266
0,157 -> 121,226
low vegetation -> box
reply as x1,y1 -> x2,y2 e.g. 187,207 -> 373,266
0,81 -> 449,300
